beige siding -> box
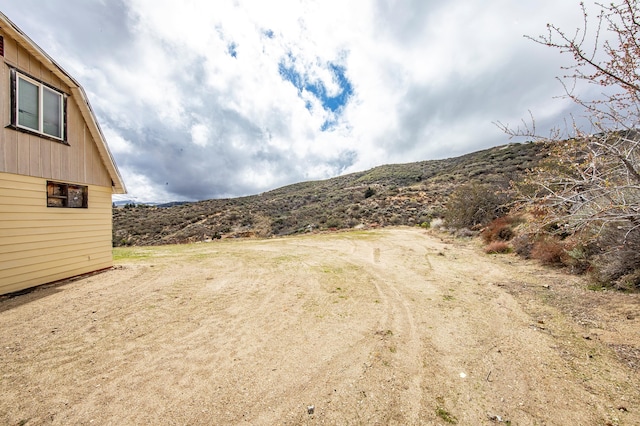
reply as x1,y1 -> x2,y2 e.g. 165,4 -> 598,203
0,172 -> 114,295
0,28 -> 112,188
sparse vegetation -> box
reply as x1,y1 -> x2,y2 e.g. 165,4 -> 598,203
497,1 -> 640,290
111,137 -> 640,290
590,227 -> 640,290
444,182 -> 510,229
530,237 -> 566,266
484,241 -> 512,254
113,142 -> 546,246
481,215 -> 522,244
435,407 -> 457,424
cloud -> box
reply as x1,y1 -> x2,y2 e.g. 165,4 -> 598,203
190,123 -> 210,148
0,0 -> 601,202
102,125 -> 134,155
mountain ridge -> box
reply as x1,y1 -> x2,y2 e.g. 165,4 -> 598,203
113,141 -> 548,246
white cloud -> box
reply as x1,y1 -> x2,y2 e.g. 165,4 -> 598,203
116,167 -> 173,203
190,123 -> 210,147
102,125 -> 134,154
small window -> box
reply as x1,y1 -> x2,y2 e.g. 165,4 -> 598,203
47,181 -> 88,208
13,71 -> 65,140
18,77 -> 40,131
43,86 -> 62,138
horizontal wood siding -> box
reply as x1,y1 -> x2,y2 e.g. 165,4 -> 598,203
0,28 -> 112,188
0,172 -> 114,295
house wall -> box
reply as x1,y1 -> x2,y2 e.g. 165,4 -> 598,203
0,28 -> 112,188
0,172 -> 113,295
0,28 -> 117,295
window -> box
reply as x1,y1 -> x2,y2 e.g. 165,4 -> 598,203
47,181 -> 88,208
12,70 -> 65,141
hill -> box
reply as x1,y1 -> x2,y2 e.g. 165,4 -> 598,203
112,141 -> 548,246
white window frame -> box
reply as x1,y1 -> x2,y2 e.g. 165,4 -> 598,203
15,71 -> 65,141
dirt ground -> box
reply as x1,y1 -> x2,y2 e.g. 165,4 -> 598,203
1,227 -> 639,425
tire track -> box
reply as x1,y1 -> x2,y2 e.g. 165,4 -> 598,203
4,229 -> 635,424
357,241 -> 426,424
276,237 -> 427,422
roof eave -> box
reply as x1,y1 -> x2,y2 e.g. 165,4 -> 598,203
0,12 -> 127,194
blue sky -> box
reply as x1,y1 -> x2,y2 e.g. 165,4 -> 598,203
278,55 -> 353,130
0,0 -> 601,202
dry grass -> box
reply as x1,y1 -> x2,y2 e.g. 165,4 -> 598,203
484,241 -> 512,254
530,237 -> 566,266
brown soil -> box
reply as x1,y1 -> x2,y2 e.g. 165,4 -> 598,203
1,228 -> 639,425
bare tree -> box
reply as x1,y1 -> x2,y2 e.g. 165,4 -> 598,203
497,1 -> 640,286
498,1 -> 640,236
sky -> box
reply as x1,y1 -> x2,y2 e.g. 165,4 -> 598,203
0,0 -> 603,203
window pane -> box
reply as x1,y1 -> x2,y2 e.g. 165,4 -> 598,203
68,185 -> 87,208
43,87 -> 62,138
46,182 -> 68,207
18,77 -> 39,131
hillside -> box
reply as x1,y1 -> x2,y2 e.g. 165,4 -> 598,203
113,141 -> 548,246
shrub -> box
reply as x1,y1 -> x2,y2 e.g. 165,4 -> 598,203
481,215 -> 520,243
455,227 -> 476,238
511,233 -> 535,258
484,241 -> 511,254
561,240 -> 592,274
325,217 -> 343,229
444,183 -> 510,228
364,187 -> 376,198
346,218 -> 360,228
389,214 -> 403,225
430,218 -> 445,229
530,237 -> 565,266
497,226 -> 515,241
590,227 -> 640,290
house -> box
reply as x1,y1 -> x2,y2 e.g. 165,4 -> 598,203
0,12 -> 126,295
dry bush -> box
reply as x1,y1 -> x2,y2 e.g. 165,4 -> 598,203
511,233 -> 535,259
444,183 -> 509,228
557,238 -> 593,274
530,206 -> 549,219
484,241 -> 511,254
591,227 -> 640,291
530,237 -> 566,266
481,215 -> 521,243
430,218 -> 445,230
455,228 -> 476,238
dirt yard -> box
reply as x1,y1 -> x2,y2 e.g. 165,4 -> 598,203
1,228 -> 639,425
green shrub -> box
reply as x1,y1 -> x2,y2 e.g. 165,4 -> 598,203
561,240 -> 592,274
364,187 -> 376,198
325,218 -> 343,229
